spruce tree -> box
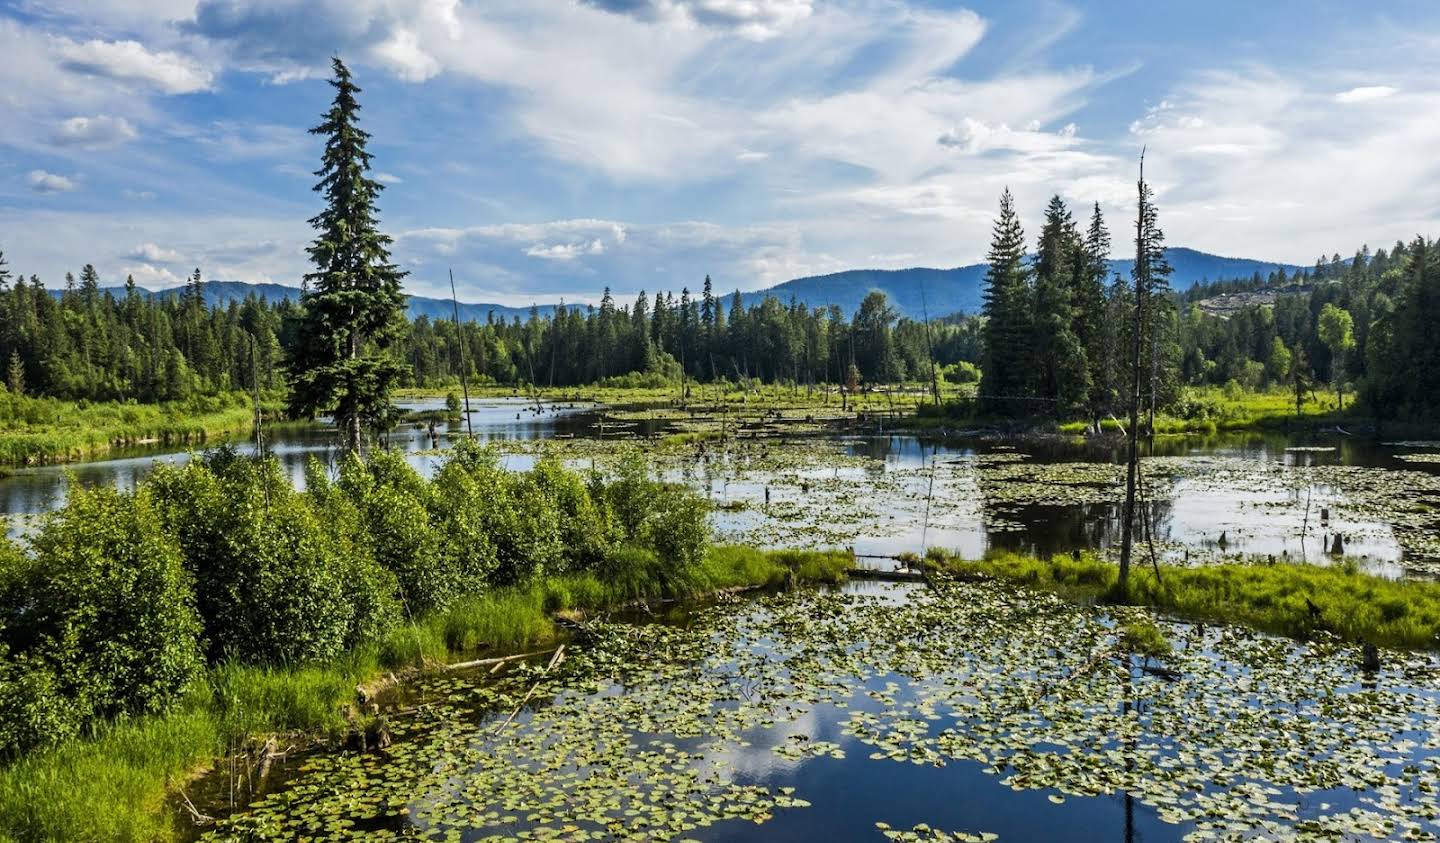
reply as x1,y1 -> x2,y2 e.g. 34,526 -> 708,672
1031,195 -> 1087,415
1078,203 -> 1112,425
287,57 -> 408,452
979,188 -> 1033,413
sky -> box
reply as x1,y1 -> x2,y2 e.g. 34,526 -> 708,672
1,0 -> 1438,305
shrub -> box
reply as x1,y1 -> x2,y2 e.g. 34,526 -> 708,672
427,454 -> 500,595
150,449 -> 372,665
339,450 -> 452,614
442,441 -> 563,586
530,453 -> 612,572
0,486 -> 202,754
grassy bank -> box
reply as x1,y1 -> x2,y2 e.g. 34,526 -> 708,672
0,546 -> 850,842
1058,386 -> 1345,435
908,385 -> 1349,436
929,550 -> 1440,650
0,392 -> 269,466
397,380 -> 973,417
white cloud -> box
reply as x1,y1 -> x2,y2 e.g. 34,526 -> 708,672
128,242 -> 184,263
51,114 -> 139,148
525,239 -> 606,261
375,171 -> 404,184
1334,85 -> 1397,103
57,38 -> 213,94
122,189 -> 158,200
27,169 -> 78,193
369,28 -> 442,82
583,0 -> 814,40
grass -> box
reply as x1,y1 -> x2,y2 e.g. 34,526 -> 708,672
397,379 -> 970,417
0,391 -> 273,467
1055,385 -> 1345,436
929,550 -> 1440,650
0,545 -> 850,843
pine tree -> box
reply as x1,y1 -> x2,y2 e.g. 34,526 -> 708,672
287,57 -> 408,452
1031,195 -> 1087,415
979,188 -> 1033,413
1078,203 -> 1112,424
6,351 -> 23,396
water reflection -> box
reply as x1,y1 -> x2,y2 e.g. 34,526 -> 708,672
5,409 -> 1439,576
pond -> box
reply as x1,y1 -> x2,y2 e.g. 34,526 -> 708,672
184,580 -> 1440,841
7,400 -> 1440,579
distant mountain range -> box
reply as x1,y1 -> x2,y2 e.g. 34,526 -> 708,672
89,280 -> 554,322
741,247 -> 1306,319
87,247 -> 1303,322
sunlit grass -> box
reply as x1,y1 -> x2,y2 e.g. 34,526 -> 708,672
0,391 -> 272,466
930,550 -> 1440,650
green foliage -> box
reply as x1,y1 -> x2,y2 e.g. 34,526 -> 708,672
0,391 -> 259,466
150,449 -> 390,665
0,486 -> 202,755
0,545 -> 847,841
286,58 -> 408,450
980,188 -> 1034,412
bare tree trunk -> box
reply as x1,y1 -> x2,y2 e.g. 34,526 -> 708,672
1119,155 -> 1147,599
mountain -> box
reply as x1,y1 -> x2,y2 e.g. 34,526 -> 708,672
745,247 -> 1306,319
78,247 -> 1302,322
85,281 -> 554,322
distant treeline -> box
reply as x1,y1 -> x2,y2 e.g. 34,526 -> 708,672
969,185 -> 1440,422
0,258 -> 982,404
1173,239 -> 1440,419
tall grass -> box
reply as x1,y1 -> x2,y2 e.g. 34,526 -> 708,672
931,550 -> 1440,650
0,391 -> 265,466
0,546 -> 849,842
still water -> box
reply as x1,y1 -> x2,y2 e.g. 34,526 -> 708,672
185,580 -> 1440,841
6,399 -> 1440,577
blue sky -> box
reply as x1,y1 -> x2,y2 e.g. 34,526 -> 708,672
1,0 -> 1438,304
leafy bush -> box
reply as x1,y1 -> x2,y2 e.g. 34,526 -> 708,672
150,449 -> 385,665
529,453 -> 612,572
339,450 -> 452,614
441,441 -> 563,586
0,486 -> 202,754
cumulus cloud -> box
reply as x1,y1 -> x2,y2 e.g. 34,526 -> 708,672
182,0 -> 459,81
27,170 -> 78,193
525,239 -> 606,261
128,242 -> 184,263
51,115 -> 138,148
58,39 -> 213,93
1334,85 -> 1397,103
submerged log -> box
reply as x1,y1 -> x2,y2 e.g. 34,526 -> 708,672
444,647 -> 558,672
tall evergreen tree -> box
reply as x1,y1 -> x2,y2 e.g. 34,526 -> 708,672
1031,195 -> 1087,415
1078,203 -> 1112,424
979,188 -> 1033,412
287,57 -> 408,452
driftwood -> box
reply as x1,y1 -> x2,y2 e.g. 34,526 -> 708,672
252,736 -> 279,783
178,788 -> 215,825
493,645 -> 566,735
444,647 -> 558,672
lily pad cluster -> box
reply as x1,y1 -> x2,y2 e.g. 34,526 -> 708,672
200,581 -> 1440,842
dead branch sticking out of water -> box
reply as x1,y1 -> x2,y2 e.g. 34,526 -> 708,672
493,645 -> 566,735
